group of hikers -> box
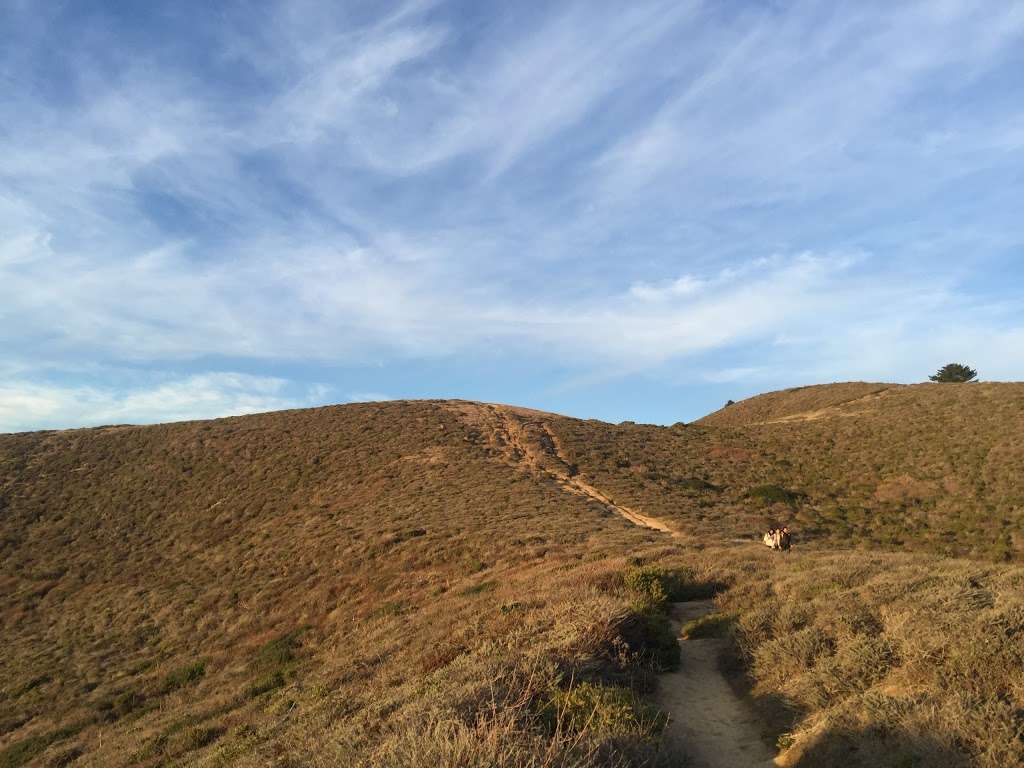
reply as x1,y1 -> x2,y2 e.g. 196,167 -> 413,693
762,526 -> 792,551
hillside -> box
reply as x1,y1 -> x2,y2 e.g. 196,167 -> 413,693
2,385 -> 1023,767
695,382 -> 900,427
1,401 -> 678,767
549,382 -> 1024,560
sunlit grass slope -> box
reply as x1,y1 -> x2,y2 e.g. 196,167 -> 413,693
2,383 -> 1024,767
0,401 -> 680,767
548,382 -> 1024,560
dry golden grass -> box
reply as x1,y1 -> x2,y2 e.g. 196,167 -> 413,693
0,401 -> 683,767
696,381 -> 898,427
550,382 -> 1024,560
2,384 -> 1024,766
677,545 -> 1024,767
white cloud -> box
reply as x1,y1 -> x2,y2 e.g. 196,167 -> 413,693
593,2 -> 1024,210
346,392 -> 393,403
259,1 -> 701,177
0,373 -> 330,433
629,275 -> 704,302
274,24 -> 448,146
1,0 -> 1024,430
702,367 -> 766,384
2,221 -> 1016,385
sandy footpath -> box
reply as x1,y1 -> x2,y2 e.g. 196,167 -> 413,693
658,600 -> 777,768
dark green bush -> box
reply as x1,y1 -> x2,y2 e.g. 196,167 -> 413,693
256,633 -> 297,670
176,725 -> 224,751
623,566 -> 685,611
163,661 -> 206,693
623,565 -> 723,608
681,612 -> 734,639
610,610 -> 680,671
674,477 -> 721,493
246,670 -> 285,698
460,580 -> 498,596
929,363 -> 977,383
96,689 -> 146,721
541,682 -> 666,737
13,675 -> 50,696
0,724 -> 81,768
747,485 -> 806,506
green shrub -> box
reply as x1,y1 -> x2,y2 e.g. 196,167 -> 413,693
623,565 -> 722,608
247,631 -> 303,699
623,566 -> 684,611
256,633 -> 298,670
46,746 -> 83,768
541,682 -> 666,738
460,580 -> 498,596
929,363 -> 977,383
746,484 -> 806,506
674,477 -> 721,492
610,611 -> 680,671
13,675 -> 50,696
374,600 -> 409,617
246,670 -> 285,698
96,689 -> 146,721
0,724 -> 81,768
163,661 -> 206,693
681,613 -> 734,639
173,725 -> 224,752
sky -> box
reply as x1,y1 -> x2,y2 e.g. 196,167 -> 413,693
2,0 -> 1024,432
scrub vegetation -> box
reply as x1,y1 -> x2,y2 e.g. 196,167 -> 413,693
552,381 -> 1024,561
1,383 -> 1022,766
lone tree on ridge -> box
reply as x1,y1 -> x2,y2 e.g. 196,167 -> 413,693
929,363 -> 978,383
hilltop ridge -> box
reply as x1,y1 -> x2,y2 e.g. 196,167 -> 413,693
696,381 -> 901,426
3,383 -> 1024,766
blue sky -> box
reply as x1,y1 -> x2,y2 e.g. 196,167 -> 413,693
2,0 -> 1024,432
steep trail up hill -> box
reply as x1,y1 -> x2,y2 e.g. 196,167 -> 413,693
445,401 -> 778,765
445,402 -> 677,534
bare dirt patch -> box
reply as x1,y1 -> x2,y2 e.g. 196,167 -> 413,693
658,600 -> 776,767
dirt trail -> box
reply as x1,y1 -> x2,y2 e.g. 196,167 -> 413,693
762,386 -> 894,424
660,600 -> 777,768
471,403 -> 675,535
445,402 -> 776,765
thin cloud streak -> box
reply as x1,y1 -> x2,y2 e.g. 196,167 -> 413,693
1,1 -> 1024,428
0,374 -> 330,433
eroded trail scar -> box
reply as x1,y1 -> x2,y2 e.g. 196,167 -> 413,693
659,601 -> 777,768
492,406 -> 675,534
447,402 -> 675,534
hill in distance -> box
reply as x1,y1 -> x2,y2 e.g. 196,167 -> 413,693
1,383 -> 1023,767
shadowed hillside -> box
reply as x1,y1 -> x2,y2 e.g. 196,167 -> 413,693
2,385 -> 1024,767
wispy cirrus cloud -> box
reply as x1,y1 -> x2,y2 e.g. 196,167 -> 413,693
2,0 -> 1024,429
0,374 -> 329,433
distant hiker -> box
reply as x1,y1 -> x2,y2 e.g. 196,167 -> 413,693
762,526 -> 792,551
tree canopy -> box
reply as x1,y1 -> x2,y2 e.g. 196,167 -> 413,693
929,363 -> 978,383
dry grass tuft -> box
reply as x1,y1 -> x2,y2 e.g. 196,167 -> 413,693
657,546 -> 1024,768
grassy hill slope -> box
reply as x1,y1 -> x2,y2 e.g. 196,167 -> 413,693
696,382 -> 899,427
2,385 -> 1024,767
548,382 -> 1024,560
0,401 -> 676,767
